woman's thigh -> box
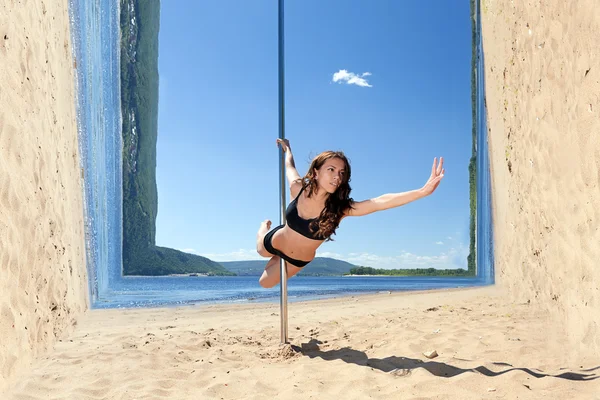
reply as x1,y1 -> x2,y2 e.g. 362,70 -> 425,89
259,256 -> 303,288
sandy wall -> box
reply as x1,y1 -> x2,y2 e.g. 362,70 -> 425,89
0,0 -> 89,393
481,0 -> 600,357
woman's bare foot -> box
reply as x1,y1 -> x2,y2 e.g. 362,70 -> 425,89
256,219 -> 273,257
259,219 -> 272,236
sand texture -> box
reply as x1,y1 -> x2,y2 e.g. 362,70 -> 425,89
4,288 -> 600,400
481,0 -> 600,356
0,0 -> 89,394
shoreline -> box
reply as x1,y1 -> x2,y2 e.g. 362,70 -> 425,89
92,278 -> 485,310
122,274 -> 476,278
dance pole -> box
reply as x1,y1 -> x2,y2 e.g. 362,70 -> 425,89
278,0 -> 289,344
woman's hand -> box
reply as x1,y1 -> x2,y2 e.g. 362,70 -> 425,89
421,157 -> 445,196
276,138 -> 291,152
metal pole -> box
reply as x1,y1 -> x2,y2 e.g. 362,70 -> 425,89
278,0 -> 289,344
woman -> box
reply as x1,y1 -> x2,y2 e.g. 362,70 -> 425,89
257,138 -> 445,288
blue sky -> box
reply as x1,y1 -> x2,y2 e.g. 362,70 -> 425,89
154,1 -> 473,270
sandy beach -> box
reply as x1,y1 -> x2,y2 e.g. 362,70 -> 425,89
4,287 -> 600,399
1,0 -> 600,399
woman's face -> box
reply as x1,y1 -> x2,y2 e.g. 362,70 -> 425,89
314,157 -> 346,194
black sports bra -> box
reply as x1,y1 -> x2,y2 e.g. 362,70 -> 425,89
285,186 -> 327,240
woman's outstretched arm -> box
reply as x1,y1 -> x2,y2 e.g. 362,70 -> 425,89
344,157 -> 445,217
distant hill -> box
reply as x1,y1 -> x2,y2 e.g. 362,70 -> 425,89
126,246 -> 235,276
220,257 -> 356,276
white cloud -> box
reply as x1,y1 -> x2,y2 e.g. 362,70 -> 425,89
332,69 -> 372,87
317,245 -> 469,270
178,244 -> 470,270
316,251 -> 346,259
435,241 -> 444,245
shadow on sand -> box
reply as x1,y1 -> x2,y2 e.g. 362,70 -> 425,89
291,339 -> 599,381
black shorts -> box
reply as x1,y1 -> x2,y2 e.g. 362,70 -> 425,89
263,225 -> 311,268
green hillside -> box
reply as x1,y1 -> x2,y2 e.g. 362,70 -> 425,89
467,0 -> 477,275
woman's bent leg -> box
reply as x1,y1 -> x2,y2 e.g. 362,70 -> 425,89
259,256 -> 303,288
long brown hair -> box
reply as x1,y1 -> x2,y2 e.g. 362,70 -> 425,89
302,151 -> 354,241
